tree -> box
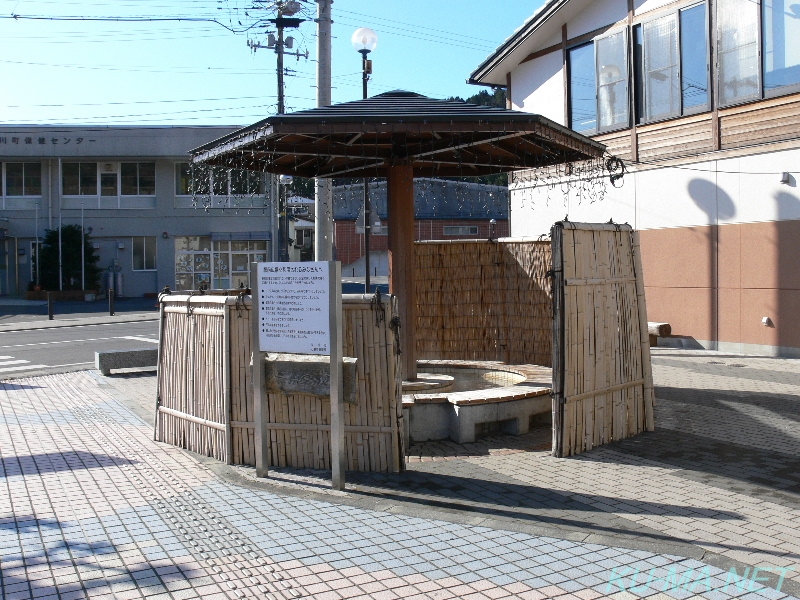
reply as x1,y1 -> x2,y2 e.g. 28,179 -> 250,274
447,88 -> 507,109
444,89 -> 510,187
37,225 -> 102,291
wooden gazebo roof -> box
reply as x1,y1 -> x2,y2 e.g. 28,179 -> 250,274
190,90 -> 605,177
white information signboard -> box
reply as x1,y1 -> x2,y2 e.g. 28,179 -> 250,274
255,262 -> 330,355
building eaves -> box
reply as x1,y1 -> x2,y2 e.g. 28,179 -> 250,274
468,0 -> 569,87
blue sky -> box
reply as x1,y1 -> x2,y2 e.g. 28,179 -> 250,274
0,0 -> 541,126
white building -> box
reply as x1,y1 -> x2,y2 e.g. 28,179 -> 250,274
0,126 -> 275,297
470,0 -> 800,356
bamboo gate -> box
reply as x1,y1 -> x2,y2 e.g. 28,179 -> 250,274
155,294 -> 404,472
550,222 -> 655,457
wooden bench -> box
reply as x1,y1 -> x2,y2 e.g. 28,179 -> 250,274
648,322 -> 672,347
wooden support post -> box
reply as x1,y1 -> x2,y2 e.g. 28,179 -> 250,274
386,164 -> 417,381
250,262 -> 269,478
329,261 -> 345,490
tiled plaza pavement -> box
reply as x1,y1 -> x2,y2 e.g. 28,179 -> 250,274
1,349 -> 798,599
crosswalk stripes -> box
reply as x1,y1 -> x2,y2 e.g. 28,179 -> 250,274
0,355 -> 48,374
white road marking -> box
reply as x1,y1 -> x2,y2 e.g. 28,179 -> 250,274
119,336 -> 159,344
0,364 -> 49,374
0,335 -> 157,349
0,360 -> 27,366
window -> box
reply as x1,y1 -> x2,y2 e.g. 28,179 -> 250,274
642,14 -> 679,121
176,163 -> 192,195
568,44 -> 597,132
568,31 -> 629,133
596,31 -> 629,129
763,0 -> 800,94
633,5 -> 708,123
62,162 -> 97,195
4,162 -> 42,196
121,163 -> 156,195
680,5 -> 709,109
718,0 -> 760,105
443,225 -> 479,236
176,162 -> 263,198
132,236 -> 157,271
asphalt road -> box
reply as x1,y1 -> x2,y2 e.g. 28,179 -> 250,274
0,320 -> 159,378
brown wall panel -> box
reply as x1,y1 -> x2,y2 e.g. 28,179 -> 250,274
644,285 -> 715,340
717,222 -> 741,290
640,219 -> 800,351
739,288 -> 780,347
717,287 -> 742,343
639,227 -> 715,288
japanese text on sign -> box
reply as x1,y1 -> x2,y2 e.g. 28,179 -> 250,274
257,261 -> 330,355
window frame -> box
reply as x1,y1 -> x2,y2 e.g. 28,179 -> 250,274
633,2 -> 711,126
62,162 -> 98,196
567,27 -> 632,135
715,0 -> 763,108
131,236 -> 157,272
442,225 -> 479,236
760,0 -> 800,99
2,162 -> 43,197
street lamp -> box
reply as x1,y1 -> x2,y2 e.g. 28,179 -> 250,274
351,27 -> 378,292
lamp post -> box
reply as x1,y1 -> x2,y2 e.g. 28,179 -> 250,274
351,27 -> 377,293
278,174 -> 293,262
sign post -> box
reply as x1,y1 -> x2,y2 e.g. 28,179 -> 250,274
251,261 -> 345,489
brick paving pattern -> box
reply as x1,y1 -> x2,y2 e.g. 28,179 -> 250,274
0,349 -> 798,599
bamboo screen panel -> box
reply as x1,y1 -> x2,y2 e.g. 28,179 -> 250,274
156,293 -> 404,473
259,296 -> 404,473
415,240 -> 552,367
551,222 -> 655,457
156,296 -> 247,463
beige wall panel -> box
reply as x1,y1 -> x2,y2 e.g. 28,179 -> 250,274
512,51 -> 565,124
634,0 -> 676,15
569,0 -> 627,38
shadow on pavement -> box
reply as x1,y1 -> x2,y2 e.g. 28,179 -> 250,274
0,450 -> 137,476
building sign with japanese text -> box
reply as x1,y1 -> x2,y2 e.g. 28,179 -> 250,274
256,262 -> 330,355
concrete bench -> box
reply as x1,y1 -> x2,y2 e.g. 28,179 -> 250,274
95,348 -> 158,376
404,387 -> 552,445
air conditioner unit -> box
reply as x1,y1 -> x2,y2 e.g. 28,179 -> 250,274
103,163 -> 117,173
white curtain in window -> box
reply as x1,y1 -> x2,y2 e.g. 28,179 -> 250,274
644,14 -> 679,120
596,31 -> 629,129
718,0 -> 760,104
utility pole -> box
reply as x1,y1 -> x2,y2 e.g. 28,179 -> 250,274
247,1 -> 306,262
315,0 -> 334,261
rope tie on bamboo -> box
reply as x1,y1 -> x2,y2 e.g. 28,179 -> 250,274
370,289 -> 385,326
185,291 -> 197,317
389,315 -> 401,356
235,290 -> 249,318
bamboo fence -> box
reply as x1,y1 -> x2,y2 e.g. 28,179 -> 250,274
415,239 -> 552,367
551,222 -> 655,457
155,293 -> 404,472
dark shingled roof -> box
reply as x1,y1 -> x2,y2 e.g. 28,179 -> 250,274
332,178 -> 509,221
191,90 -> 605,179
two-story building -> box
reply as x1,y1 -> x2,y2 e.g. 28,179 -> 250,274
470,0 -> 800,356
0,126 -> 274,297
